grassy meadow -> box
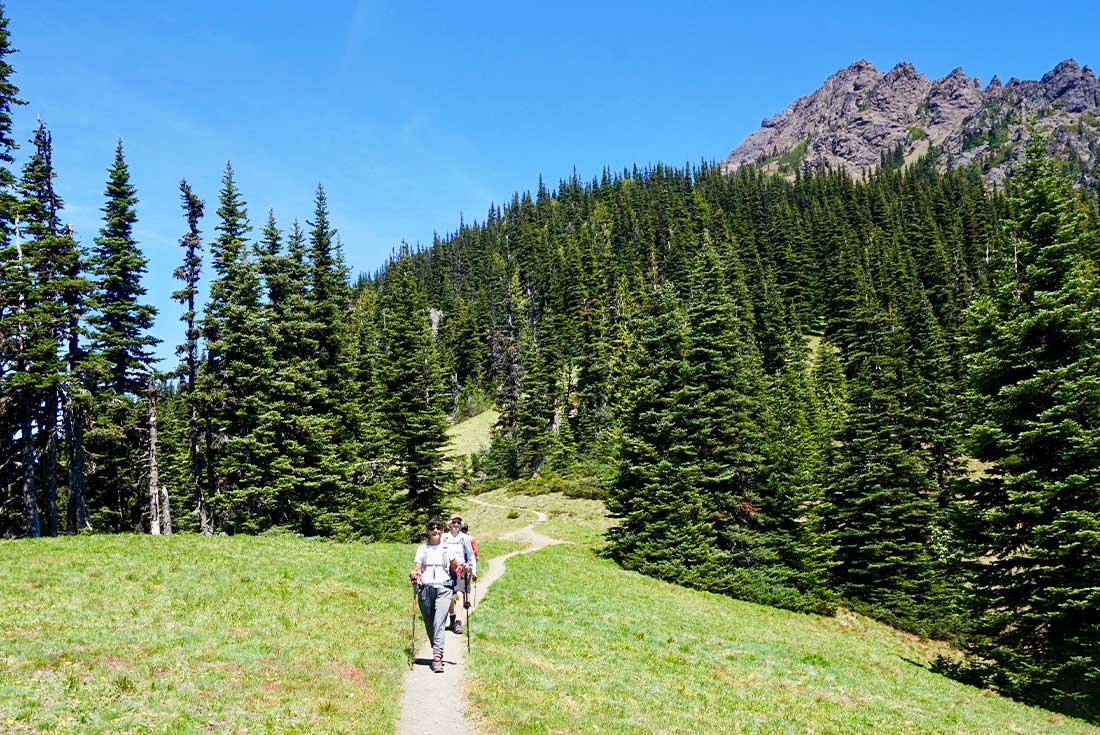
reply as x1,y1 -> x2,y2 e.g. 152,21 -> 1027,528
2,407 -> 1094,735
0,535 -> 412,735
467,540 -> 1099,735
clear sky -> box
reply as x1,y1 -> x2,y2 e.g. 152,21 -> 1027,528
7,0 -> 1099,365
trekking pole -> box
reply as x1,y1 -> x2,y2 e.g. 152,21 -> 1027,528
465,587 -> 471,652
409,584 -> 418,669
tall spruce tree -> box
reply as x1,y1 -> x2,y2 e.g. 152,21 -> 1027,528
86,141 -> 159,530
171,179 -> 207,532
197,162 -> 276,532
17,119 -> 86,536
89,141 -> 157,397
378,250 -> 451,531
0,2 -> 30,536
606,281 -> 728,586
960,137 -> 1100,719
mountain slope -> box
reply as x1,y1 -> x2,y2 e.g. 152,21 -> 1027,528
721,59 -> 1100,185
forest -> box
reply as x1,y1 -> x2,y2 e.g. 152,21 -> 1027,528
0,5 -> 1097,723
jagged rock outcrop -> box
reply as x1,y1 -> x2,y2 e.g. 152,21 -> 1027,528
721,59 -> 1100,186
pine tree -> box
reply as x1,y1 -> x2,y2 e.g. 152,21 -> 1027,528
606,281 -> 728,586
171,179 -> 207,532
0,3 -> 30,536
89,141 -> 158,397
378,250 -> 451,531
85,141 -> 159,531
959,137 -> 1100,718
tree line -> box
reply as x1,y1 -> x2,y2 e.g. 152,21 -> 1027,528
0,3 -> 1096,721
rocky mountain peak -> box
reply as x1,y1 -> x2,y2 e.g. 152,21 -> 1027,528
720,59 -> 1100,186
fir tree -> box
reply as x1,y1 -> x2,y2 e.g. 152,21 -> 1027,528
85,141 -> 159,530
171,179 -> 206,531
378,250 -> 451,531
197,162 -> 275,531
605,281 -> 727,586
959,137 -> 1100,719
88,141 -> 158,397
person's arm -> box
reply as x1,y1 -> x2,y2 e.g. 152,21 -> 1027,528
464,535 -> 476,576
410,546 -> 425,584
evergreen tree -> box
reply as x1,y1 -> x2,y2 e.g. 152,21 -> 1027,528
197,162 -> 276,531
0,2 -> 30,536
88,141 -> 158,396
171,179 -> 207,531
959,137 -> 1100,719
85,141 -> 158,530
378,251 -> 451,531
17,119 -> 86,536
606,281 -> 727,585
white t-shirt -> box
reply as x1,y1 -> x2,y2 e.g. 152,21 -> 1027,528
414,542 -> 460,586
442,530 -> 476,576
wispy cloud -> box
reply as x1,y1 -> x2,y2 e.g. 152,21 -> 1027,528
339,0 -> 374,76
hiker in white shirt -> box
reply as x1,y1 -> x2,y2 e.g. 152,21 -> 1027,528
409,516 -> 461,673
441,512 -> 476,633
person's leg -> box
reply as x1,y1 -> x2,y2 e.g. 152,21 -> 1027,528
449,578 -> 465,632
430,587 -> 452,660
418,585 -> 436,643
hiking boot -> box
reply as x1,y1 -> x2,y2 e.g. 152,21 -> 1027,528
452,619 -> 463,634
431,657 -> 444,673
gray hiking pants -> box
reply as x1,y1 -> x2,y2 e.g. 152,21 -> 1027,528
418,584 -> 453,658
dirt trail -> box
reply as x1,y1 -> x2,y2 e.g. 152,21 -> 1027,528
395,499 -> 561,735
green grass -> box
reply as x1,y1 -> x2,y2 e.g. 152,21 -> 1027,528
445,408 -> 499,458
0,534 -> 413,735
7,485 -> 1096,735
462,486 -> 611,548
468,543 -> 1099,735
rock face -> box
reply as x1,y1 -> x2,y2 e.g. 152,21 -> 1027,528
721,59 -> 1100,186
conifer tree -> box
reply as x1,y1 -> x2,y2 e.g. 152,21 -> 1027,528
0,3 -> 31,535
85,141 -> 158,530
171,179 -> 207,531
826,241 -> 954,634
960,137 -> 1100,718
17,119 -> 86,536
606,281 -> 727,585
679,239 -> 767,571
378,250 -> 451,530
197,162 -> 275,531
88,141 -> 158,397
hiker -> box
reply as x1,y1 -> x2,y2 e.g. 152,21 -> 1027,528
442,512 -> 476,633
410,516 -> 462,673
461,522 -> 479,562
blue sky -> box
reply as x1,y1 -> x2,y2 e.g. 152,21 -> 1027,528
7,0 -> 1099,365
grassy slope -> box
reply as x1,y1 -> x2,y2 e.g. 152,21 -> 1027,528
446,409 -> 500,458
4,403 -> 1093,734
466,491 -> 1099,735
0,535 -> 412,735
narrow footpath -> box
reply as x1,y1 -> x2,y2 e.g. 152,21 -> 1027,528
395,499 -> 561,735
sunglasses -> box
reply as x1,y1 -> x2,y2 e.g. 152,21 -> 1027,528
450,520 -> 461,525
428,524 -> 443,530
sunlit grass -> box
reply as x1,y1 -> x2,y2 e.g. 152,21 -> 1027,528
466,507 -> 1099,735
445,409 -> 499,458
0,534 -> 411,735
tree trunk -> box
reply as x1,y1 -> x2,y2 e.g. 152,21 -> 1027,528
64,397 -> 90,533
21,396 -> 40,538
190,397 -> 210,534
43,388 -> 58,536
146,378 -> 161,535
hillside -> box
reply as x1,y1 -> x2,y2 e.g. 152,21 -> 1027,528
720,58 -> 1100,185
3,494 -> 1097,734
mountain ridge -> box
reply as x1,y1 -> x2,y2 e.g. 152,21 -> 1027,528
721,58 -> 1100,185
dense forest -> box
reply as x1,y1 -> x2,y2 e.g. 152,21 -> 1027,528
0,5 -> 1097,722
